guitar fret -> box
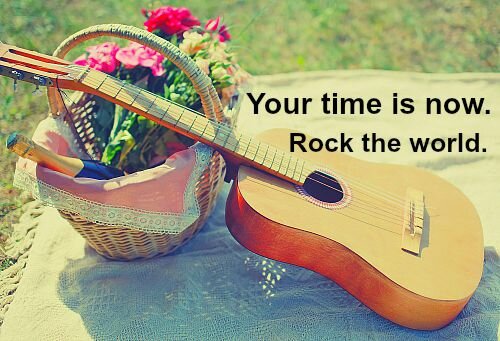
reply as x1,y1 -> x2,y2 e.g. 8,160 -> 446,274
160,102 -> 173,122
221,133 -> 235,152
147,97 -> 163,118
211,126 -> 226,145
208,122 -> 218,141
100,78 -> 122,97
128,88 -> 143,108
234,134 -> 244,154
180,113 -> 199,131
93,73 -> 107,89
83,71 -> 120,97
81,69 -> 102,87
282,155 -> 289,174
221,128 -> 232,148
190,117 -> 207,137
242,137 -> 252,157
276,152 -> 285,173
187,115 -> 197,132
148,105 -> 162,119
130,85 -> 142,105
211,124 -> 219,142
134,90 -> 157,112
118,84 -> 140,105
268,148 -> 277,169
281,155 -> 289,174
76,66 -> 91,82
258,145 -> 269,165
292,158 -> 299,178
284,155 -> 292,176
287,157 -> 298,178
246,144 -> 256,160
252,142 -> 261,161
115,86 -> 131,104
174,109 -> 185,126
199,120 -> 210,139
297,161 -> 306,182
253,144 -> 267,164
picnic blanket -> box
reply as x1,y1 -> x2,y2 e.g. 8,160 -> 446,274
1,70 -> 499,340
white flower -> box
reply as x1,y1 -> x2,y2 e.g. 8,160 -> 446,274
211,66 -> 228,80
179,32 -> 206,55
195,58 -> 210,74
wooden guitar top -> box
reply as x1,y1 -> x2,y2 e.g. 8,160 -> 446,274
236,129 -> 484,302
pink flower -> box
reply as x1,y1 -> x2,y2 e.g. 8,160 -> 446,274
143,6 -> 200,36
116,42 -> 166,76
74,42 -> 120,73
205,17 -> 231,42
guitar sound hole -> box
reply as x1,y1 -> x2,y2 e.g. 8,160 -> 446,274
303,171 -> 344,203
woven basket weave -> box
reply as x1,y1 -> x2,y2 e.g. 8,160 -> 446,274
46,24 -> 235,260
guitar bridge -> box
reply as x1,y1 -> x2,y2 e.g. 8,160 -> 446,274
401,188 -> 425,255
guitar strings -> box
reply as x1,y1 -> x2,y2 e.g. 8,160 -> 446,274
79,71 -> 409,207
64,69 -> 412,215
64,68 -> 415,212
66,65 -> 409,206
58,82 -> 407,231
57,84 -> 410,235
60,84 -> 408,226
65,69 -> 412,215
3,57 -> 422,235
245,177 -> 402,235
242,176 -> 404,230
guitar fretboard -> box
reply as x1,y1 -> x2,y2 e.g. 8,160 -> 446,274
77,67 -> 310,185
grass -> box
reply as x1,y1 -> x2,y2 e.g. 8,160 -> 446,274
0,0 -> 498,244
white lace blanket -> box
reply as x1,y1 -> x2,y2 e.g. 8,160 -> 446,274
1,71 -> 498,340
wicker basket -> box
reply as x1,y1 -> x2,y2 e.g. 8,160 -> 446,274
45,24 -> 237,261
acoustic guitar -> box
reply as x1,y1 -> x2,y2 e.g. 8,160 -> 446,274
0,43 -> 484,330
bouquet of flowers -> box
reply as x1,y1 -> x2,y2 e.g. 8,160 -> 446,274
74,6 -> 249,173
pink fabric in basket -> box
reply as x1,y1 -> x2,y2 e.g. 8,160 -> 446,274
16,120 -> 197,214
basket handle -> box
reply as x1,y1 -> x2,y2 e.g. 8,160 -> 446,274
47,24 -> 225,122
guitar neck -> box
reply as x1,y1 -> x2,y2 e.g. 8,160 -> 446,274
76,67 -> 308,185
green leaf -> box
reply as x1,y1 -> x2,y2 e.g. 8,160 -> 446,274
108,107 -> 129,142
116,130 -> 136,168
101,112 -> 138,166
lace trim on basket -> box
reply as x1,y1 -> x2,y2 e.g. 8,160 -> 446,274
13,143 -> 214,235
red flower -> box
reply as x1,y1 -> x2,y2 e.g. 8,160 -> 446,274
143,6 -> 200,36
205,17 -> 231,42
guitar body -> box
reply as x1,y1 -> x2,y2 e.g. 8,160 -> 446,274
225,129 -> 484,330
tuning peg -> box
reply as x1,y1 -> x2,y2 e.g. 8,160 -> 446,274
11,70 -> 24,80
33,75 -> 47,86
32,84 -> 43,96
11,71 -> 24,93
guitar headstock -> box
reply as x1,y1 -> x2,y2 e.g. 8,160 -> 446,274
0,43 -> 81,90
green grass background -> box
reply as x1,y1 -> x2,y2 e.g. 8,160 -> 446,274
0,0 -> 498,242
